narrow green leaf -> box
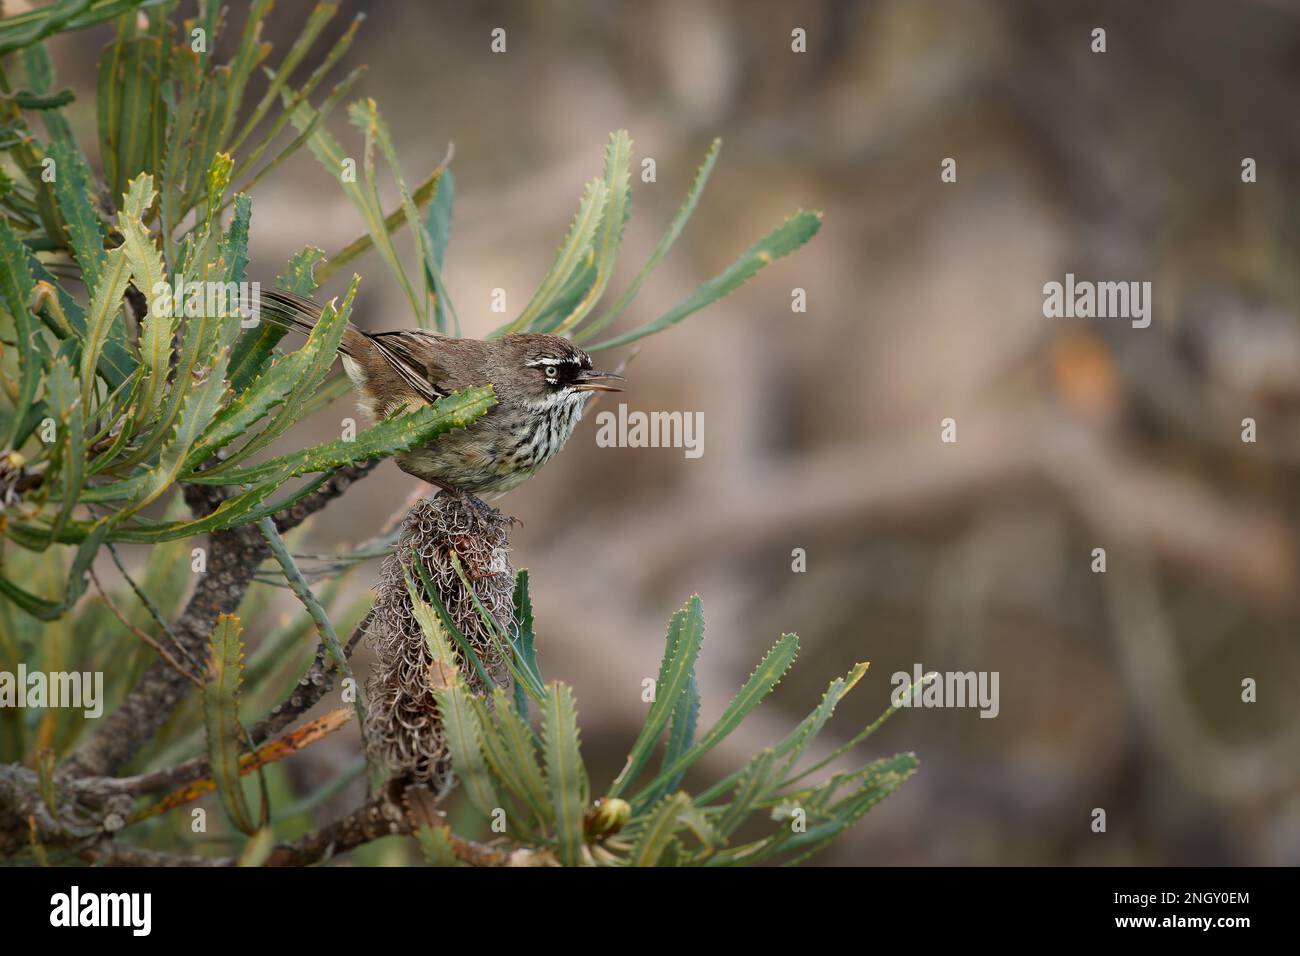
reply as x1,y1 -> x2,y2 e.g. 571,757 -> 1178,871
650,673 -> 699,801
227,1 -> 338,156
414,825 -> 462,866
633,632 -> 799,809
44,356 -> 84,545
233,9 -> 364,189
79,247 -> 130,411
589,210 -> 822,351
495,177 -> 607,336
487,686 -> 549,820
187,385 -> 495,487
695,662 -> 868,805
552,129 -> 631,334
425,167 -> 454,332
608,595 -> 705,798
511,569 -> 538,716
628,791 -> 692,867
714,748 -> 776,839
434,682 -> 501,822
576,137 -> 720,343
542,682 -> 588,866
366,98 -> 435,327
46,136 -> 107,288
258,516 -> 365,731
112,349 -> 229,523
0,0 -> 149,57
227,245 -> 324,393
0,219 -> 39,447
204,613 -> 258,835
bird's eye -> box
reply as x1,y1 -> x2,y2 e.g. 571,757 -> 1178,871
544,364 -> 558,380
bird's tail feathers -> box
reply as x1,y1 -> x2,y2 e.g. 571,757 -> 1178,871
255,287 -> 363,358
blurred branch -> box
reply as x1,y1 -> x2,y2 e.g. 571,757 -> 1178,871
64,462 -> 379,778
569,408 -> 1296,606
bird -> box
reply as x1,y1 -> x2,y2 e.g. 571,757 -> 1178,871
256,288 -> 625,498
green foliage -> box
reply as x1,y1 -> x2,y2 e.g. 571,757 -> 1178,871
0,2 -> 883,869
0,2 -> 492,575
402,576 -> 917,867
203,613 -> 261,835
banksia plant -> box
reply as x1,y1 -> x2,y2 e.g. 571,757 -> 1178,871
0,1 -> 914,867
364,495 -> 513,792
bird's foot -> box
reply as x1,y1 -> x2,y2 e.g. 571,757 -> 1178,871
430,481 -> 517,528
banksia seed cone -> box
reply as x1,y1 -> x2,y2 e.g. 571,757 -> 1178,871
363,495 -> 515,793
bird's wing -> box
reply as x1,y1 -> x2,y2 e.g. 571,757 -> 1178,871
368,331 -> 450,404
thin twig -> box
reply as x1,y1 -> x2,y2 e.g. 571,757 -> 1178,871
87,567 -> 203,688
104,540 -> 203,675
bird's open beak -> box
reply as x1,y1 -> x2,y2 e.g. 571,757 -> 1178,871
572,370 -> 626,392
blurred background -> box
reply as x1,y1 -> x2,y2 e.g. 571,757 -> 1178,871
44,0 -> 1300,864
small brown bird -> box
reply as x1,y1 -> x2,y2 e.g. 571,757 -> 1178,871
258,289 -> 624,497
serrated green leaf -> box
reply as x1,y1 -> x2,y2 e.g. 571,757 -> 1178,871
206,277 -> 357,471
44,356 -> 84,546
628,791 -> 691,867
118,177 -> 174,429
608,595 -> 705,798
633,632 -> 799,810
187,385 -> 494,488
696,662 -> 868,806
487,686 -> 549,821
0,219 -> 39,448
543,682 -> 587,866
511,569 -> 539,716
203,613 -> 257,835
79,247 -> 131,411
184,346 -> 312,472
778,753 -> 919,865
111,349 -> 229,523
414,825 -> 463,866
45,136 -> 107,289
434,682 -> 501,822
466,694 -> 535,835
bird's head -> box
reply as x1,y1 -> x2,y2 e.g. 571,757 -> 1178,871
495,333 -> 625,408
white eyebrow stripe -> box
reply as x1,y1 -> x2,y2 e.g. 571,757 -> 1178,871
525,357 -> 580,367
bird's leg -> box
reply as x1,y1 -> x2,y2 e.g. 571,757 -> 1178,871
424,480 -> 519,528
466,492 -> 516,529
